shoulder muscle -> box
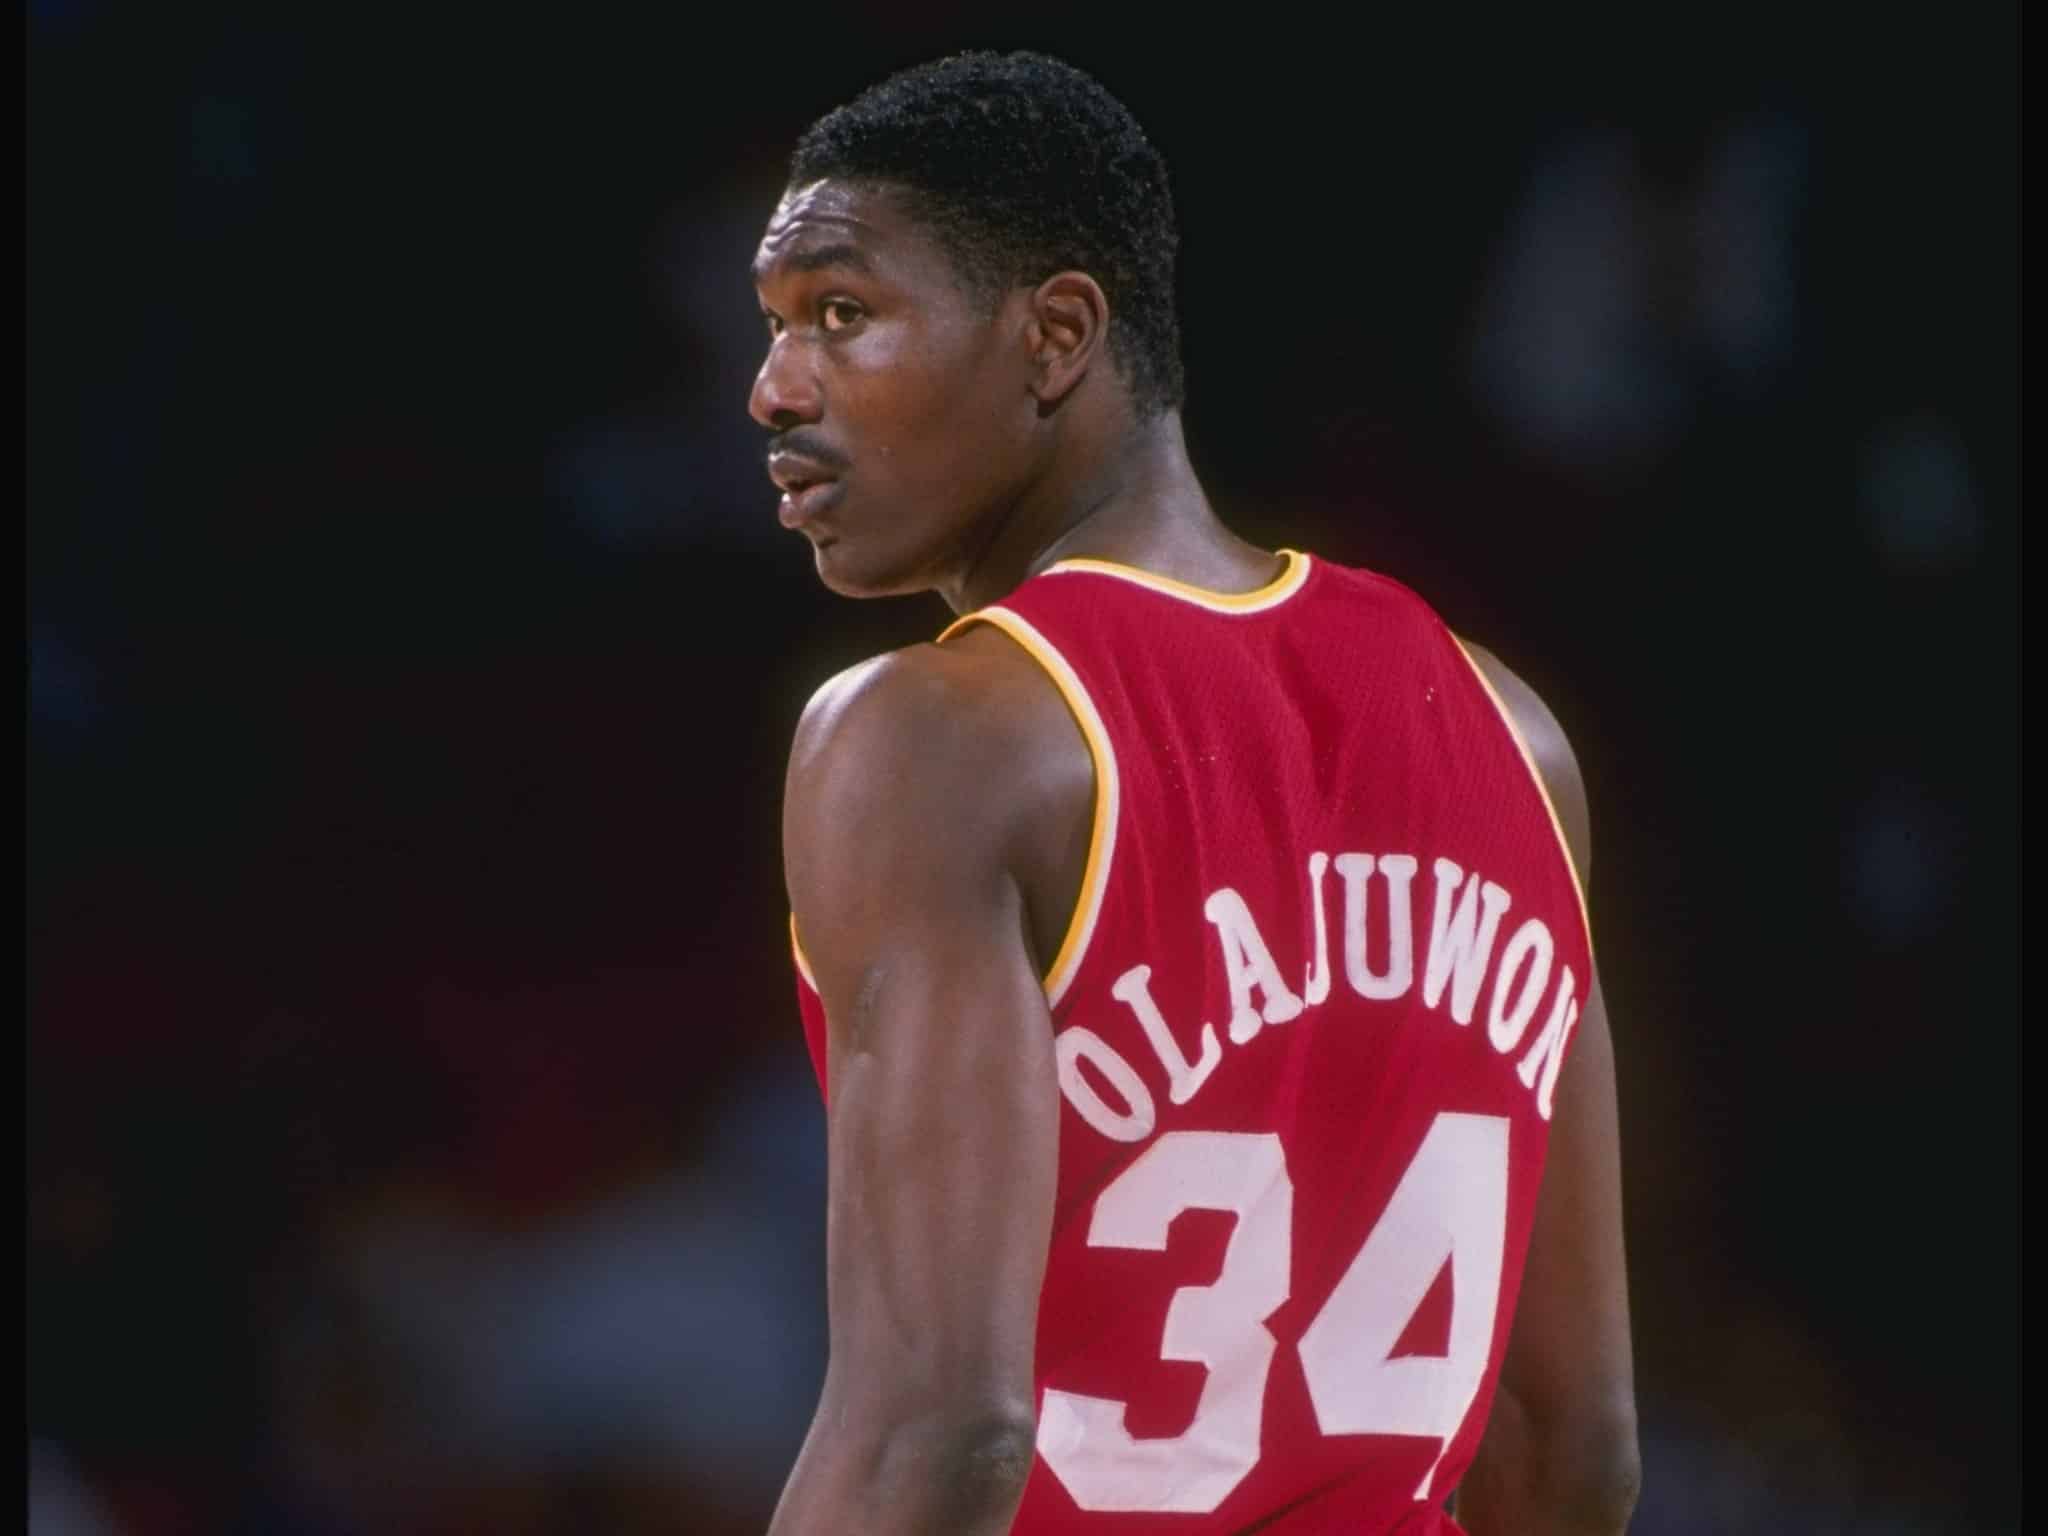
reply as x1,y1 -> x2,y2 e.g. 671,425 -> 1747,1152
785,636 -> 1084,997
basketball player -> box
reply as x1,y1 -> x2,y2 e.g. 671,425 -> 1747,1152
752,52 -> 1638,1536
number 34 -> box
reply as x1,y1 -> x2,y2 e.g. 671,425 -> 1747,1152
1037,1113 -> 1510,1514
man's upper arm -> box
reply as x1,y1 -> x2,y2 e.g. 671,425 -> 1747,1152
783,645 -> 1064,1449
1465,644 -> 1639,1460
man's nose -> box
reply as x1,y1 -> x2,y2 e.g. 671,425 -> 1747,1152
749,335 -> 822,431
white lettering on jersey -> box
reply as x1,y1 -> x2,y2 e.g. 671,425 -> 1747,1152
1112,964 -> 1222,1107
1486,917 -> 1555,1054
1056,1026 -> 1158,1142
1302,851 -> 1333,1007
1049,852 -> 1587,1141
1203,887 -> 1305,1045
1422,859 -> 1512,1026
1336,852 -> 1419,1001
1516,964 -> 1581,1121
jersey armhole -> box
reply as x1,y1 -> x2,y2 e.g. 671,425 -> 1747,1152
936,605 -> 1119,1011
1451,636 -> 1594,959
790,911 -> 820,993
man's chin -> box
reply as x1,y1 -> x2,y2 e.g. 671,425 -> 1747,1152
810,536 -> 927,600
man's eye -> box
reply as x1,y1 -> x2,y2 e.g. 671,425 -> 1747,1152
821,300 -> 863,333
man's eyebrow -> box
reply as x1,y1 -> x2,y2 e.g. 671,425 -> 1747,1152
752,242 -> 878,283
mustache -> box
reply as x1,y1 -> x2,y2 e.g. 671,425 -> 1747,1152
766,431 -> 849,473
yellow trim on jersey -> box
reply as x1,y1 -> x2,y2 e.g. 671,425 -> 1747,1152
935,605 -> 1119,1012
1041,548 -> 1311,613
790,912 -> 819,992
1452,637 -> 1593,955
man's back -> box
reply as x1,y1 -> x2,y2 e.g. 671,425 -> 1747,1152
759,52 -> 1634,1535
794,550 -> 1594,1533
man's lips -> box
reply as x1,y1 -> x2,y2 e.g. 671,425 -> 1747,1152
767,449 -> 846,530
767,448 -> 842,493
778,477 -> 845,530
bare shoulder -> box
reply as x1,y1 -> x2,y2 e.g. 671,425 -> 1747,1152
1460,640 -> 1593,887
787,628 -> 1086,825
784,629 -> 1093,978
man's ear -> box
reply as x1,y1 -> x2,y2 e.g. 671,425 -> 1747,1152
1025,271 -> 1110,408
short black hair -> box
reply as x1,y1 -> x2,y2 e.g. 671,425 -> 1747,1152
789,50 -> 1185,416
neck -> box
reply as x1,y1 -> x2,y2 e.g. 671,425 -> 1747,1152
936,410 -> 1274,614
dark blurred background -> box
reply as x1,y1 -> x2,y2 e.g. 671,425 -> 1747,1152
28,6 -> 2018,1533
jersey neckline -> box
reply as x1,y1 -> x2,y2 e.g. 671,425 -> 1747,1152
1040,548 -> 1312,613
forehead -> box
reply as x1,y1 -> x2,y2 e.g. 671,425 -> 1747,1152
750,179 -> 944,288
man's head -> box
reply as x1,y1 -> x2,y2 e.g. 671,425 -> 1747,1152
748,51 -> 1183,597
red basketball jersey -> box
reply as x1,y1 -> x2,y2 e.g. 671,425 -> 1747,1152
793,549 -> 1592,1534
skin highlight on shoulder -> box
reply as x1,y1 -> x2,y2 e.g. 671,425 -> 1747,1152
787,627 -> 1096,988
